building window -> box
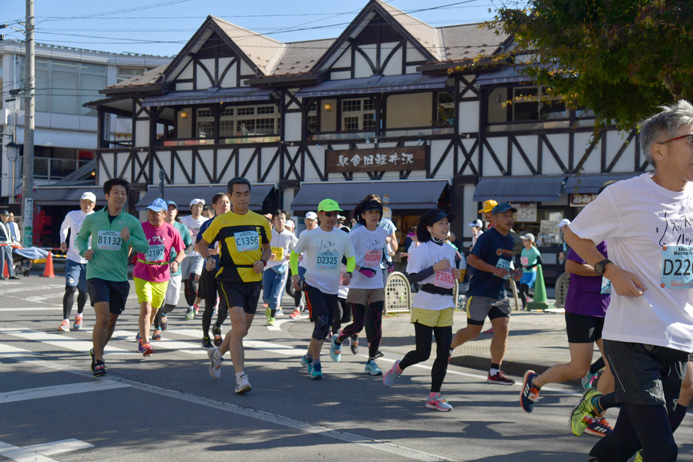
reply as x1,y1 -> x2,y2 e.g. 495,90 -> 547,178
436,92 -> 454,126
196,104 -> 278,139
341,98 -> 375,132
306,101 -> 318,135
513,86 -> 568,121
117,67 -> 148,83
197,108 -> 215,139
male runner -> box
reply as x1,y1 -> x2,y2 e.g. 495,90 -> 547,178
77,178 -> 148,377
58,192 -> 96,331
201,178 -> 271,394
134,198 -> 185,355
179,198 -> 208,320
288,211 -> 319,319
263,209 -> 297,325
291,199 -> 355,380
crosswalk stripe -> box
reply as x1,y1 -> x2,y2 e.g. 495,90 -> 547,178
23,439 -> 95,456
0,381 -> 129,404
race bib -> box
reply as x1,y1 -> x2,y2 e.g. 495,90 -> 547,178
601,277 -> 612,295
364,249 -> 381,266
434,269 -> 455,289
317,250 -> 338,270
271,246 -> 285,261
660,245 -> 693,289
146,244 -> 165,262
235,231 -> 259,252
496,258 -> 511,280
97,230 -> 122,251
521,256 -> 529,266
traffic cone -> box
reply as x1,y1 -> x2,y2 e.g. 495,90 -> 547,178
2,261 -> 8,278
41,251 -> 56,278
527,265 -> 551,310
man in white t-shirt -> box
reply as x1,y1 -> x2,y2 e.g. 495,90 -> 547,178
179,198 -> 209,320
57,192 -> 96,331
290,199 -> 355,380
565,100 -> 693,462
263,209 -> 297,325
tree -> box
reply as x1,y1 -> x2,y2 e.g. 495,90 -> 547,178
486,0 -> 693,131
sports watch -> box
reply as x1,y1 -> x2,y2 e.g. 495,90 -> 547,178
594,259 -> 612,276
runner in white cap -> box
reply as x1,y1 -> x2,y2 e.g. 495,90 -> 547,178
57,191 -> 96,331
179,198 -> 209,320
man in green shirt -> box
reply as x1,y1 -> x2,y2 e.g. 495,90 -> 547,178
76,178 -> 148,377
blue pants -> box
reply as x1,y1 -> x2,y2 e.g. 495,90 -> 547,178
0,245 -> 15,277
262,266 -> 289,316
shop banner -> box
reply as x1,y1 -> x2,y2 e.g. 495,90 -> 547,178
326,146 -> 426,173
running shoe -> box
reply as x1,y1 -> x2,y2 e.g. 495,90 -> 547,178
311,362 -> 323,380
520,370 -> 540,413
481,327 -> 495,335
185,307 -> 195,320
93,360 -> 107,377
300,355 -> 313,374
207,347 -> 223,379
58,320 -> 70,332
350,337 -> 359,355
152,329 -> 162,341
581,369 -> 602,390
267,317 -> 276,326
365,359 -> 383,376
161,314 -> 168,331
235,374 -> 252,394
570,389 -> 602,437
634,450 -> 643,462
374,350 -> 384,359
383,359 -> 402,387
201,336 -> 213,349
585,417 -> 613,438
289,309 -> 301,319
141,342 -> 154,356
487,370 -> 515,385
329,334 -> 342,362
276,308 -> 284,317
89,348 -> 95,372
212,325 -> 223,347
265,307 -> 271,319
193,304 -> 199,315
426,393 -> 453,412
73,315 -> 83,331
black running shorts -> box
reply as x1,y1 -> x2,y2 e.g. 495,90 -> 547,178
217,280 -> 261,315
87,278 -> 130,315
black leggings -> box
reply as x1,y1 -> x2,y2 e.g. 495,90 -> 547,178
338,301 -> 383,358
399,322 -> 452,393
63,286 -> 87,319
154,303 -> 176,329
331,298 -> 352,335
518,283 -> 530,308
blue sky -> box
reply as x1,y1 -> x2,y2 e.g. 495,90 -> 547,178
1,0 -> 499,57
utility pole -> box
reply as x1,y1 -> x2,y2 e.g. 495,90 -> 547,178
22,0 -> 34,247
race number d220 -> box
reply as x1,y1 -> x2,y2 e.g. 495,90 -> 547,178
660,245 -> 693,289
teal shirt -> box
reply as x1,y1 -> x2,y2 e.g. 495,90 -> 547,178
76,206 -> 149,282
521,246 -> 541,273
169,220 -> 192,277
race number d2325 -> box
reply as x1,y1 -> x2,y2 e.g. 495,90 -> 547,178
660,245 -> 693,289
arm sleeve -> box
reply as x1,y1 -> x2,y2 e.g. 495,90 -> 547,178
407,266 -> 435,284
290,250 -> 300,274
346,256 -> 356,273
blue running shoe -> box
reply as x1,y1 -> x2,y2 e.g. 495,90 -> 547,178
329,335 -> 342,362
300,355 -> 313,374
520,370 -> 540,413
311,362 -> 323,380
383,360 -> 402,387
365,359 -> 383,376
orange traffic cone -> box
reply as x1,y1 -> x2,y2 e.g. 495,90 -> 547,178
2,260 -> 8,278
41,251 -> 56,278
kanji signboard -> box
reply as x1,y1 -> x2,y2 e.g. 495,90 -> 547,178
325,147 -> 426,173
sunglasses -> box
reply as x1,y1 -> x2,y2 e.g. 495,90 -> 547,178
659,134 -> 693,145
321,211 -> 338,217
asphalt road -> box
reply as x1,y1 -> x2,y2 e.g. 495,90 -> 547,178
1,275 -> 692,461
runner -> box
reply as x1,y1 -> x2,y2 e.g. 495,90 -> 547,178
201,177 -> 271,394
288,211 -> 318,319
468,219 -> 483,251
179,198 -> 208,320
133,198 -> 185,356
331,198 -> 388,375
196,192 -> 231,348
263,209 -> 297,326
450,202 -> 522,385
57,192 -> 96,332
382,208 -> 460,411
517,233 -> 542,309
478,200 -> 498,230
291,199 -> 355,380
565,100 -> 693,462
76,178 -> 148,377
153,201 -> 193,339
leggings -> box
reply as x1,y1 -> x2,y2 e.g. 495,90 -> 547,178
338,301 -> 383,358
518,283 -> 530,308
63,286 -> 87,319
154,303 -> 176,329
399,322 -> 452,393
332,298 -> 352,335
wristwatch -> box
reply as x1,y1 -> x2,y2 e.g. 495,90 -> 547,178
594,259 -> 612,276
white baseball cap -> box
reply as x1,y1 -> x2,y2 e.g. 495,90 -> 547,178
81,192 -> 96,202
558,218 -> 571,228
468,219 -> 482,228
520,233 -> 535,243
305,211 -> 317,220
190,198 -> 205,207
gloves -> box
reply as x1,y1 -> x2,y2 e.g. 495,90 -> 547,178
358,267 -> 377,278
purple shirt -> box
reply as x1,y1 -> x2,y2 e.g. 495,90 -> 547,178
564,241 -> 610,317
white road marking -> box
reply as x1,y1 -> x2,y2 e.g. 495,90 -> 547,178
0,307 -> 62,312
0,381 -> 129,404
24,439 -> 94,456
0,327 -> 133,356
0,441 -> 56,462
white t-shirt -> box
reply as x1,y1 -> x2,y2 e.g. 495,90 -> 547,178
570,173 -> 693,352
60,209 -> 94,264
407,240 -> 457,311
293,227 -> 355,294
179,215 -> 208,258
265,228 -> 297,271
349,225 -> 389,289
298,227 -> 315,269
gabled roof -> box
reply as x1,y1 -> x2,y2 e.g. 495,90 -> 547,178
271,38 -> 335,76
376,0 -> 443,61
439,23 -> 504,62
210,16 -> 284,75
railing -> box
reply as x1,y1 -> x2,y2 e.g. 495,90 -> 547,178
160,135 -> 280,147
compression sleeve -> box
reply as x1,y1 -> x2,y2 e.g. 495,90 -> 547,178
290,250 -> 299,274
346,256 -> 356,273
407,266 -> 435,284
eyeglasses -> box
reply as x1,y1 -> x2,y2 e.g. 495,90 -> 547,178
659,134 -> 693,145
322,211 -> 337,217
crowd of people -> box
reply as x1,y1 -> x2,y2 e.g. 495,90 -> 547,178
49,100 -> 693,461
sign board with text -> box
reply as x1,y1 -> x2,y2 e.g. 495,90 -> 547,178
570,193 -> 598,207
325,146 -> 426,173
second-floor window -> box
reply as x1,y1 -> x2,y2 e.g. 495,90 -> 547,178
196,104 -> 279,139
341,98 -> 375,132
513,86 -> 568,121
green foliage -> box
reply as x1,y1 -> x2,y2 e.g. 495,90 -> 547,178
488,0 -> 693,130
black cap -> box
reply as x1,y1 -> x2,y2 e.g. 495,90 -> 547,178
491,202 -> 517,215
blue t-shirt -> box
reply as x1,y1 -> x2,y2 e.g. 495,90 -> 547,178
466,227 -> 515,299
197,216 -> 220,271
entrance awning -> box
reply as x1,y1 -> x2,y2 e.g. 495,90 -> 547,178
291,180 -> 449,212
33,186 -> 106,206
141,87 -> 272,107
565,173 -> 638,194
473,176 -> 565,202
135,184 -> 274,211
295,74 -> 450,98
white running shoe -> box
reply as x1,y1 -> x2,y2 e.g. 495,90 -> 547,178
207,348 -> 223,379
235,374 -> 252,394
